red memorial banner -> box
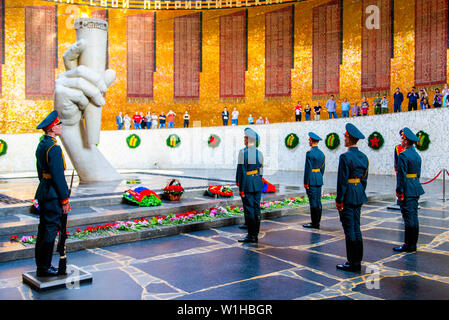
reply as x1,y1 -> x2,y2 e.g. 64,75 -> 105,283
219,10 -> 246,101
265,6 -> 293,99
25,5 -> 56,100
415,0 -> 447,89
174,12 -> 201,101
361,0 -> 391,97
312,0 -> 341,99
127,12 -> 155,102
91,9 -> 109,70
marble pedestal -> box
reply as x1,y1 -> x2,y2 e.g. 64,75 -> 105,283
22,265 -> 92,292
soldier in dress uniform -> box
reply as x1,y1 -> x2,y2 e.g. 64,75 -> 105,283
393,127 -> 425,253
34,110 -> 71,277
391,129 -> 406,209
335,123 -> 369,272
303,132 -> 326,229
236,128 -> 264,243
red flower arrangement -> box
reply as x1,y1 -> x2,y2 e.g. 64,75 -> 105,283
206,185 -> 233,198
162,179 -> 184,201
163,184 -> 185,195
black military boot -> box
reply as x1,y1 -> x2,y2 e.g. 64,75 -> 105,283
37,242 -> 58,277
303,208 -> 320,229
393,227 -> 415,252
337,241 -> 361,272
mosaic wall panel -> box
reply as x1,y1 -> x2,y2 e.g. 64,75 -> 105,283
219,10 -> 246,99
24,5 -> 56,99
127,12 -> 155,101
312,0 -> 340,99
174,12 -> 201,100
361,0 -> 391,96
414,0 -> 447,88
265,5 -> 292,98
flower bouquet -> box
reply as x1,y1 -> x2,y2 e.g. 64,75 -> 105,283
162,179 -> 185,201
205,185 -> 233,198
261,178 -> 276,193
123,187 -> 162,207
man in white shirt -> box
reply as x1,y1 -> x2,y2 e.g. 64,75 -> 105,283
232,108 -> 239,126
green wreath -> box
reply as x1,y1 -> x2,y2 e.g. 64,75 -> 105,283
0,139 -> 7,157
285,133 -> 299,149
325,133 -> 340,150
367,131 -> 384,150
415,130 -> 430,151
208,134 -> 221,148
126,134 -> 141,149
166,134 -> 181,148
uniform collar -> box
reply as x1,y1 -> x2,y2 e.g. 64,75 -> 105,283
349,146 -> 358,151
44,135 -> 57,143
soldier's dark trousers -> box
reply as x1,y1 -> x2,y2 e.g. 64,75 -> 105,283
242,191 -> 262,238
306,186 -> 322,226
35,199 -> 61,268
400,197 -> 419,249
339,205 -> 363,266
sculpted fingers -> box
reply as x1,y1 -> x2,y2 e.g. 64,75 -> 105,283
56,75 -> 106,107
54,85 -> 86,126
63,65 -> 107,93
104,69 -> 116,89
63,39 -> 86,71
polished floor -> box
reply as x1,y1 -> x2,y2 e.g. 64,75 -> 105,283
0,196 -> 448,300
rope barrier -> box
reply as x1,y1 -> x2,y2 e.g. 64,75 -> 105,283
420,170 -> 442,185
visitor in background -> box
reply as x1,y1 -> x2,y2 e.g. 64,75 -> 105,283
151,112 -> 158,129
381,95 -> 389,114
422,97 -> 430,110
183,111 -> 190,128
326,95 -> 337,119
124,114 -> 131,130
265,117 -> 270,124
145,111 -> 152,129
232,108 -> 239,125
313,102 -> 322,120
419,88 -> 428,110
159,111 -> 166,129
132,112 -> 142,129
295,101 -> 302,122
116,112 -> 123,130
341,98 -> 351,118
361,97 -> 369,116
222,107 -> 229,126
248,114 -> 254,125
433,88 -> 443,108
304,104 -> 312,121
407,87 -> 419,111
394,87 -> 404,113
167,110 -> 176,128
256,116 -> 264,124
351,102 -> 360,117
442,84 -> 449,107
373,93 -> 382,115
140,112 -> 147,129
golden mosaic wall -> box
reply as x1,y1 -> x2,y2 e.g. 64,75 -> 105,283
0,0 -> 443,134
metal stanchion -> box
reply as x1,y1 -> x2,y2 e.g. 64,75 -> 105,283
441,168 -> 447,202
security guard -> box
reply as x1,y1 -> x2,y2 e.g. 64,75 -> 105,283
335,123 -> 369,272
303,132 -> 325,229
236,128 -> 264,243
394,127 -> 425,252
34,110 -> 71,277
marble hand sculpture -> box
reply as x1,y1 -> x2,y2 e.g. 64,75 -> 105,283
54,18 -> 121,183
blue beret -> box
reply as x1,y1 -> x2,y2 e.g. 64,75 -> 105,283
345,123 -> 365,140
244,127 -> 258,139
402,127 -> 419,142
308,132 -> 322,141
36,110 -> 59,130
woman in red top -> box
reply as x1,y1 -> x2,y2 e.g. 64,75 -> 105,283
295,101 -> 302,122
132,112 -> 142,129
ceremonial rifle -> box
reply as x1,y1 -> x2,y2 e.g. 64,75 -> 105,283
57,170 -> 75,276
